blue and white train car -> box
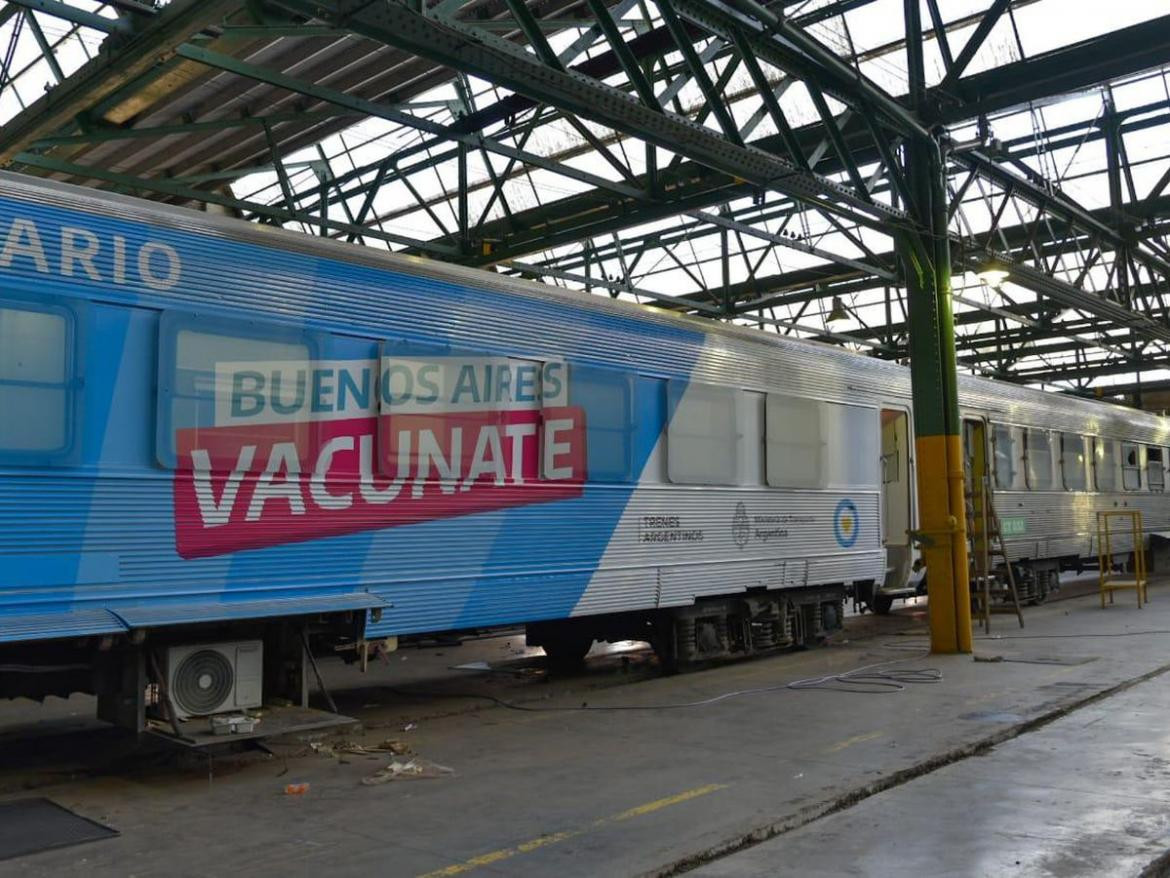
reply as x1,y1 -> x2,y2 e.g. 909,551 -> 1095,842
0,173 -> 1164,728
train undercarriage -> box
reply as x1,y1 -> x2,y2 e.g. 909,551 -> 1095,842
526,586 -> 847,671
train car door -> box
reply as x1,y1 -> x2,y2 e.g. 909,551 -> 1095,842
881,408 -> 912,589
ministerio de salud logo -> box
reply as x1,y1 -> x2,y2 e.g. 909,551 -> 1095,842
732,502 -> 750,549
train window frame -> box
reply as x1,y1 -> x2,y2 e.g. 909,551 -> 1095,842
1024,429 -> 1055,491
991,423 -> 1024,490
0,296 -> 83,466
1093,437 -> 1118,493
379,339 -> 573,485
1121,442 -> 1143,492
567,363 -> 634,483
765,394 -> 823,489
156,310 -> 319,470
666,380 -> 741,486
1148,447 -> 1166,493
1059,434 -> 1088,492
824,402 -> 880,489
765,395 -> 880,490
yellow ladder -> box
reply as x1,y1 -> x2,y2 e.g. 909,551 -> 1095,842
1097,510 -> 1148,608
968,476 -> 1024,633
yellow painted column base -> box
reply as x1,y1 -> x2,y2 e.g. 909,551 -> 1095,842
915,434 -> 973,653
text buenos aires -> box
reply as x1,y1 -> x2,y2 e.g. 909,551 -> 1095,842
172,357 -> 586,557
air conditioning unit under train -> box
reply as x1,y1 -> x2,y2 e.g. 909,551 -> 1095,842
158,641 -> 264,720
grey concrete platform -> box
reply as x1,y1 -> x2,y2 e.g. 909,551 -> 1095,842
2,583 -> 1170,877
692,671 -> 1170,878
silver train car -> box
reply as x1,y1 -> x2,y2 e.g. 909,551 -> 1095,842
0,172 -> 1164,695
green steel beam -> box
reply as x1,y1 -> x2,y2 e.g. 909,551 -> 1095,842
656,0 -> 741,145
732,31 -> 807,170
686,209 -> 897,281
703,0 -> 931,141
0,0 -> 237,166
218,24 -> 351,38
174,43 -> 650,203
6,0 -> 134,34
806,86 -> 870,199
439,10 -> 1170,270
12,151 -> 461,256
1008,354 -> 1170,385
503,260 -> 725,313
582,0 -> 661,110
937,0 -> 1010,91
271,0 -> 909,228
502,0 -> 563,69
29,109 -> 360,147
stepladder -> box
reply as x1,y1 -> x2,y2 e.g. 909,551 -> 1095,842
967,475 -> 1024,633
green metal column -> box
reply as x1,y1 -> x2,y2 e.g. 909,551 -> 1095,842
903,0 -> 972,653
901,137 -> 972,654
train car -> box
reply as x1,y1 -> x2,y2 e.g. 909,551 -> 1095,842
0,173 -> 1165,731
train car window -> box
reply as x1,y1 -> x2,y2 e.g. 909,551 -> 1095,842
378,343 -> 579,488
1093,437 -> 1118,492
378,339 -> 462,483
765,394 -> 822,488
667,381 -> 739,485
992,424 -> 1023,489
765,396 -> 878,489
824,404 -> 880,488
0,304 -> 73,456
1122,442 -> 1142,491
1148,448 -> 1165,492
157,313 -> 314,469
1024,429 -> 1054,490
569,365 -> 633,482
1060,434 -> 1087,491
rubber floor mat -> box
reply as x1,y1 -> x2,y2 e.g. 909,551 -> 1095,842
0,797 -> 117,861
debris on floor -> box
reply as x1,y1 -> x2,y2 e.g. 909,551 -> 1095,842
312,739 -> 414,760
452,661 -> 492,671
283,782 -> 310,796
361,758 -> 455,785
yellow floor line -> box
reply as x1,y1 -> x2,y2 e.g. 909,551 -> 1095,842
417,783 -> 729,877
823,730 -> 883,753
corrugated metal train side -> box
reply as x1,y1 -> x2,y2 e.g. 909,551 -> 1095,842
0,172 -> 1166,720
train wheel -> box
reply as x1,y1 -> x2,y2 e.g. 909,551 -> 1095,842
871,594 -> 894,615
1032,571 -> 1050,605
649,617 -> 680,674
541,637 -> 594,672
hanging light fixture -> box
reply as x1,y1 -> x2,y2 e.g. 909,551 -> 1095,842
826,296 -> 850,323
976,255 -> 1011,289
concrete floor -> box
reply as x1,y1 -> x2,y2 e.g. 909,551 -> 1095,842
2,581 -> 1170,877
693,673 -> 1170,878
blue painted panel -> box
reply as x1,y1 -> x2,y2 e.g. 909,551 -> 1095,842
0,183 -> 706,643
4,554 -> 118,587
0,608 -> 127,643
111,590 -> 389,628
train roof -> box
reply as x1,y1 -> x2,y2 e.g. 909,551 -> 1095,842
2,170 -> 1166,443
